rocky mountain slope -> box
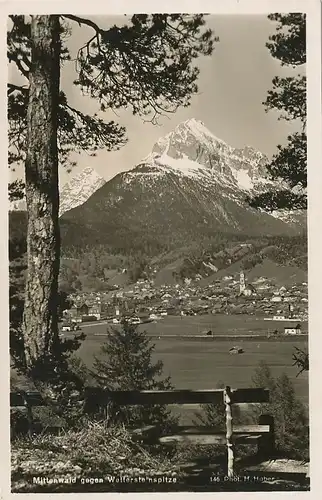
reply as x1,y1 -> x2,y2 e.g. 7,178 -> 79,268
151,118 -> 270,193
9,167 -> 106,216
59,167 -> 106,216
61,119 -> 304,254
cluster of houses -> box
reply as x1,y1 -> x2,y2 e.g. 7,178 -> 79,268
63,297 -> 102,324
62,272 -> 308,333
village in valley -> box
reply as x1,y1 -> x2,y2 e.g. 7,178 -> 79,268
61,269 -> 308,336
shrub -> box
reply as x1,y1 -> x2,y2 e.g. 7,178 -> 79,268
193,381 -> 242,429
11,409 -> 29,439
292,347 -> 309,375
251,361 -> 309,461
91,320 -> 177,430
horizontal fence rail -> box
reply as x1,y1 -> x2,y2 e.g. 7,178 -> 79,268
83,387 -> 270,406
11,387 -> 269,407
11,391 -> 45,407
10,386 -> 272,478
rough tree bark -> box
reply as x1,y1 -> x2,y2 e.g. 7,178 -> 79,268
23,16 -> 61,372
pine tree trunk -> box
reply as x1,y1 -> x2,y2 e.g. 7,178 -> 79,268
23,16 -> 61,371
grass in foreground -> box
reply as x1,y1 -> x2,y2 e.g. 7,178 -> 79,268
11,421 -> 309,493
11,421 -> 179,493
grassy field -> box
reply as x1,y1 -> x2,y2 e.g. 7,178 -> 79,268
75,332 -> 308,424
152,338 -> 309,401
79,314 -> 308,337
77,315 -> 309,404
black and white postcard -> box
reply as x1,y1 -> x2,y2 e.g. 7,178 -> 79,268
2,0 -> 322,497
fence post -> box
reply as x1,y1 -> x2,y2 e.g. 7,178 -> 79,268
105,401 -> 111,423
224,386 -> 234,477
105,394 -> 115,425
258,414 -> 275,458
22,392 -> 33,437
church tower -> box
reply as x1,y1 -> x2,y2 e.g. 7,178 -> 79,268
240,271 -> 246,294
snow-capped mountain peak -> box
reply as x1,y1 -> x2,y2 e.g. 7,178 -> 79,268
59,167 -> 106,216
10,167 -> 106,215
171,118 -> 227,147
137,118 -> 272,196
59,118 -> 305,254
152,118 -> 227,158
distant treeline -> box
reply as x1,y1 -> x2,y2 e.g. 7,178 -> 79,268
9,210 -> 307,293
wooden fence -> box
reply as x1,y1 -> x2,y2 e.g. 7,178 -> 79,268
11,386 -> 273,477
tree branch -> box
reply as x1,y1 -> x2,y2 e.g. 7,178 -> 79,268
7,83 -> 28,96
63,14 -> 104,35
8,51 -> 30,78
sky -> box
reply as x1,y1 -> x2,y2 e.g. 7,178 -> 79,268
9,14 -> 304,187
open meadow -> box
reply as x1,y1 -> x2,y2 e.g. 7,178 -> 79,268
77,315 -> 309,407
79,314 -> 308,337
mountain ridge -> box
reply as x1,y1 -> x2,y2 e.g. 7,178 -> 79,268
9,166 -> 106,216
10,118 -> 307,288
59,166 -> 106,216
60,119 -> 304,255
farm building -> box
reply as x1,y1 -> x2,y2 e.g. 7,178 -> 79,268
229,346 -> 244,354
202,329 -> 213,336
69,300 -> 102,321
284,324 -> 302,335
